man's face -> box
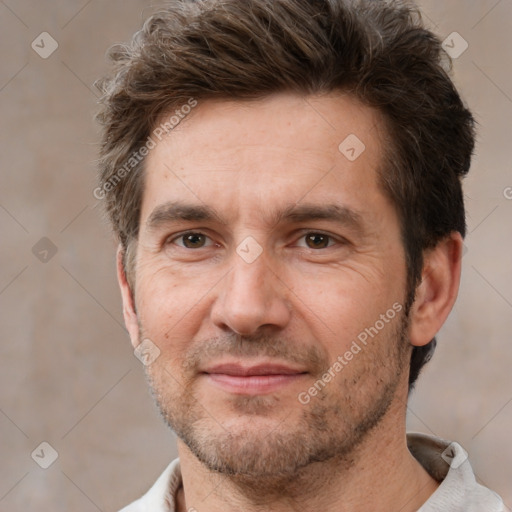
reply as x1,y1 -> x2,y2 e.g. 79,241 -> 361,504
127,92 -> 411,479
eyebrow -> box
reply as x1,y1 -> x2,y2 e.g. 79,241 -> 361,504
145,200 -> 366,235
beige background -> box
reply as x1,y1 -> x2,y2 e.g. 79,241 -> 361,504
0,1 -> 510,510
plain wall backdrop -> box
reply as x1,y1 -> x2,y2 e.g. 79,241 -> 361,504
0,1 -> 511,510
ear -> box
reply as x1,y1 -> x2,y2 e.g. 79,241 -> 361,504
116,244 -> 140,349
408,232 -> 463,347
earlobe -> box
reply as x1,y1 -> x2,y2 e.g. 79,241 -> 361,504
408,232 -> 463,347
116,245 -> 140,349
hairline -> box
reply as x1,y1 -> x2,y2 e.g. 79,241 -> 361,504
121,91 -> 417,300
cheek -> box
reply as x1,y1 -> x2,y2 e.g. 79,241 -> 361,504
134,270 -> 211,358
287,267 -> 398,345
137,261 -> 213,312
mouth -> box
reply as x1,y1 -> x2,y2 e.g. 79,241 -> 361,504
201,362 -> 308,394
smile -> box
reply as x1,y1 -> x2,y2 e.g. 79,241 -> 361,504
202,362 -> 308,394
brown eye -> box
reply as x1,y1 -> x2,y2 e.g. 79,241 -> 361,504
304,233 -> 333,249
172,232 -> 211,249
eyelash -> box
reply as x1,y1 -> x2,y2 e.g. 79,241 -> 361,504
166,230 -> 344,250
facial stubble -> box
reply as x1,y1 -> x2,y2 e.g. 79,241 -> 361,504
142,311 -> 410,493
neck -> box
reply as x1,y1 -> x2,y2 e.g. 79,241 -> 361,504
175,398 -> 439,512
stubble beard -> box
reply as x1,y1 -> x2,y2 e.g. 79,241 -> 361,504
143,311 -> 410,495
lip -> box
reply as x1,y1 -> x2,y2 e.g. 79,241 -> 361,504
202,362 -> 308,394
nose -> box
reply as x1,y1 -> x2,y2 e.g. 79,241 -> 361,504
210,250 -> 292,336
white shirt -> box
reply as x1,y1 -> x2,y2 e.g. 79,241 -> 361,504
119,433 -> 504,512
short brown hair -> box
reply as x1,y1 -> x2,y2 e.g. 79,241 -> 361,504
95,0 -> 475,391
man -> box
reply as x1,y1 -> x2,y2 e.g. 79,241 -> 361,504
95,0 -> 504,510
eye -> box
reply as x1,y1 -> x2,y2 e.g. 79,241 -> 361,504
296,232 -> 339,249
169,231 -> 215,249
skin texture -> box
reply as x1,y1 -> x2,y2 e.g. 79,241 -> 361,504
117,92 -> 463,511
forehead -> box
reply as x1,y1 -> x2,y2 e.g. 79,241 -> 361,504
141,92 -> 389,228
